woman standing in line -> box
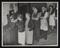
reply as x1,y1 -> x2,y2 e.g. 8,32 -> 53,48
3,10 -> 18,45
32,7 -> 40,44
17,5 -> 28,45
40,6 -> 49,40
49,5 -> 56,32
16,13 -> 25,45
25,12 -> 33,45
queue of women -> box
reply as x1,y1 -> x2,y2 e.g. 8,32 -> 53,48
3,4 -> 57,45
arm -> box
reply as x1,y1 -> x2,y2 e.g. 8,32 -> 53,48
11,19 -> 18,23
32,13 -> 35,19
14,19 -> 18,22
40,17 -> 43,19
44,12 -> 49,18
32,13 -> 41,20
37,12 -> 41,19
55,17 -> 57,20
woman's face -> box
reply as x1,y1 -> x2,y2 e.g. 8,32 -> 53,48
42,7 -> 46,12
49,7 -> 53,13
26,13 -> 30,19
10,15 -> 14,22
32,7 -> 38,13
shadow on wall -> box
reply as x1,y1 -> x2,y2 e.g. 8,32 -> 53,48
2,3 -> 10,26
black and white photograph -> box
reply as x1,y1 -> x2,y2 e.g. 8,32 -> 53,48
1,2 -> 58,47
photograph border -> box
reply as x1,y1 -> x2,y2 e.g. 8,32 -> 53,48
1,1 -> 59,47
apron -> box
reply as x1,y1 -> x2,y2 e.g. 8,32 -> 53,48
40,18 -> 48,31
40,12 -> 48,31
49,12 -> 55,27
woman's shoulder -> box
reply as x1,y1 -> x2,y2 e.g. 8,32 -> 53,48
45,11 -> 49,14
37,12 -> 41,15
44,11 -> 49,15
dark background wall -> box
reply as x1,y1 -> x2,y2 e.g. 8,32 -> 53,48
18,3 -> 47,14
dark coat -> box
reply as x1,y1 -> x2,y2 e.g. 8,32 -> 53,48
3,22 -> 18,45
28,18 -> 34,31
32,13 -> 40,40
16,20 -> 25,32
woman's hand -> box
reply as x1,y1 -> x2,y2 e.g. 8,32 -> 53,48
17,17 -> 22,21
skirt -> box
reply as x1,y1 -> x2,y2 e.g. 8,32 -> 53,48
33,20 -> 40,41
26,30 -> 33,44
18,31 -> 25,45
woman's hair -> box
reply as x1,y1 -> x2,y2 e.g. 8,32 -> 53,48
51,8 -> 55,15
8,10 -> 17,20
41,10 -> 46,17
49,5 -> 55,15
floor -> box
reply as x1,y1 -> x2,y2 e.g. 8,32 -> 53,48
34,31 -> 57,45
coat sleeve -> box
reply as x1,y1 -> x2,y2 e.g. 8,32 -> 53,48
28,19 -> 34,31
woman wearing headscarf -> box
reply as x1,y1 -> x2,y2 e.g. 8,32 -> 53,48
3,10 -> 18,45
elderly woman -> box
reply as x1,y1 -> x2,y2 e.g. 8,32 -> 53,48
3,10 -> 18,45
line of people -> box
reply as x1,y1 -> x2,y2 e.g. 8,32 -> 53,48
3,4 -> 57,45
